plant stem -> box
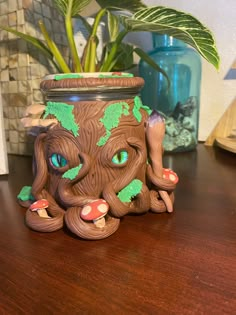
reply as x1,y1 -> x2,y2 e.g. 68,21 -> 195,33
65,0 -> 82,72
88,37 -> 97,72
84,8 -> 107,72
39,20 -> 71,73
100,29 -> 128,72
91,8 -> 106,37
84,36 -> 97,72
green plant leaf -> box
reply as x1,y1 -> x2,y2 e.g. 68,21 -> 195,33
84,35 -> 97,72
107,42 -> 134,71
99,47 -> 122,72
134,47 -> 170,86
107,11 -> 120,42
53,0 -> 92,16
121,6 -> 220,69
96,0 -> 146,12
39,20 -> 71,73
99,29 -> 128,71
0,25 -> 53,59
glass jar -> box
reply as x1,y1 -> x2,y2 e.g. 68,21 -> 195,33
139,34 -> 202,152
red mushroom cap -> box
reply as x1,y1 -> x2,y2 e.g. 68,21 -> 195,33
80,199 -> 109,221
30,199 -> 49,211
163,168 -> 179,184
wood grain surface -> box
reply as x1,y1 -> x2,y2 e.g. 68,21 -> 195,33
0,144 -> 235,315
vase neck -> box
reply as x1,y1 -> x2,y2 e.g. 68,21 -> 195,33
152,34 -> 187,48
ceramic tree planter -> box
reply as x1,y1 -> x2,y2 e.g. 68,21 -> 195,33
17,73 -> 178,240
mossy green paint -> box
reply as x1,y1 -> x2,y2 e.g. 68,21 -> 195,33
17,186 -> 35,201
98,73 -> 134,78
62,164 -> 83,180
117,179 -> 143,203
44,102 -> 79,137
97,102 -> 130,146
54,74 -> 84,80
133,96 -> 152,122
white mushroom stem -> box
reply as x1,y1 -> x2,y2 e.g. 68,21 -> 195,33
93,217 -> 106,228
36,208 -> 51,218
21,117 -> 58,128
25,104 -> 46,116
146,110 -> 173,213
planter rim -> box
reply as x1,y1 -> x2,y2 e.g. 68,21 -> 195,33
43,72 -> 133,80
40,72 -> 145,93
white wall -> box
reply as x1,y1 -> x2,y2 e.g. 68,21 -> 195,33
142,0 -> 236,140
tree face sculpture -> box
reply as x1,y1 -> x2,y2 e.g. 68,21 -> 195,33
18,75 -> 177,240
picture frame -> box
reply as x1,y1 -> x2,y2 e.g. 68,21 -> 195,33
0,86 -> 8,175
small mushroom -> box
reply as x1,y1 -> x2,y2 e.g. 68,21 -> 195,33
21,117 -> 57,128
163,168 -> 179,184
30,199 -> 50,218
80,199 -> 109,228
25,104 -> 46,116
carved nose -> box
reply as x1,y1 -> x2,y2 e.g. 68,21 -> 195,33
88,168 -> 101,194
74,162 -> 103,198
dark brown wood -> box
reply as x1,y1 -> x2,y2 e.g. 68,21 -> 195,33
0,144 -> 236,314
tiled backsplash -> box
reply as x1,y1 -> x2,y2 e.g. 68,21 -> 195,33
0,0 -> 68,155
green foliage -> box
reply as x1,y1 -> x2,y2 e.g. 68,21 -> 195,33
96,0 -> 146,12
54,0 -> 92,16
0,25 -> 60,69
121,6 -> 220,69
0,0 -> 220,73
107,11 -> 119,42
104,42 -> 134,71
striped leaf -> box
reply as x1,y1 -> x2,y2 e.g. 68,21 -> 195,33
121,6 -> 220,69
96,0 -> 146,12
53,0 -> 92,16
107,11 -> 120,41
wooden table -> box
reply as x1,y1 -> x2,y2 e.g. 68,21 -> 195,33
0,144 -> 235,314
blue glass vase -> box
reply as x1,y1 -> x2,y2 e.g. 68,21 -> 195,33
139,34 -> 202,152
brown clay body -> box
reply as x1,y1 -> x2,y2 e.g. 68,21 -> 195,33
22,75 -> 176,240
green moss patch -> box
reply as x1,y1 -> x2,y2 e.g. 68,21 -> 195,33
62,164 -> 83,180
117,179 -> 143,203
133,96 -> 152,122
44,101 -> 79,137
54,74 -> 84,80
97,102 -> 130,146
17,186 -> 35,201
98,73 -> 134,78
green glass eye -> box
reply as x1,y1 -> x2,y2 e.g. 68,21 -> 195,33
112,150 -> 128,165
50,153 -> 67,168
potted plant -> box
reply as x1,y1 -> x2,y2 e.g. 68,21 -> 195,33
2,0 -> 219,240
